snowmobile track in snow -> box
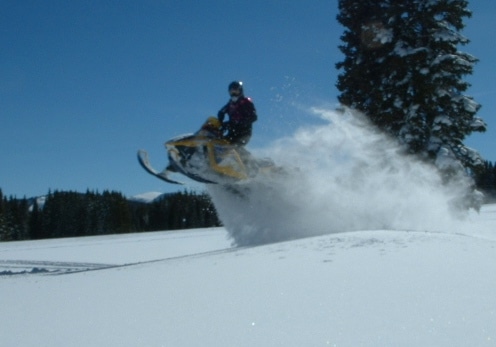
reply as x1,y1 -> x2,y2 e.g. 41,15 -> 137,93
0,247 -> 239,277
0,259 -> 117,276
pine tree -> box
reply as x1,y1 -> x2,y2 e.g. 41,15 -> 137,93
336,0 -> 486,177
29,199 -> 44,239
0,190 -> 8,241
474,161 -> 496,200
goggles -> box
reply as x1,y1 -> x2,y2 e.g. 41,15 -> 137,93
229,89 -> 241,96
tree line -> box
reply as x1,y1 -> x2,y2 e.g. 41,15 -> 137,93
0,188 -> 221,242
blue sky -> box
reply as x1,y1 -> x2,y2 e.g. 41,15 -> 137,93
1,1 -> 495,198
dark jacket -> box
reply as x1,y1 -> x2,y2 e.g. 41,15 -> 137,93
218,96 -> 257,145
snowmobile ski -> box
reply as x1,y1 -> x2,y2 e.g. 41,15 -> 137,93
137,150 -> 184,185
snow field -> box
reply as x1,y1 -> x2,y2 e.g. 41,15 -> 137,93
1,205 -> 495,346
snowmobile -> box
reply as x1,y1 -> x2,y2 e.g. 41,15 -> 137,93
138,117 -> 275,185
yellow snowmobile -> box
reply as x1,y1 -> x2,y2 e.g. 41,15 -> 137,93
138,117 -> 274,185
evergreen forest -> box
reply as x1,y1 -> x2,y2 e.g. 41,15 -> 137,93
0,189 -> 221,242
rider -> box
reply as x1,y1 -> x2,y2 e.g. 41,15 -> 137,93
217,81 -> 258,146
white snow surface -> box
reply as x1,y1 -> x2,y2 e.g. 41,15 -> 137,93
1,205 -> 495,347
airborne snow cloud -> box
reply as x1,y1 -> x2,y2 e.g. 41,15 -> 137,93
209,108 -> 473,246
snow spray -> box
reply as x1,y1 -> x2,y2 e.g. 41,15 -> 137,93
208,108 -> 474,246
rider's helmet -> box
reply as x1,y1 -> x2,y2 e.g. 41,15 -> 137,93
228,81 -> 244,97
